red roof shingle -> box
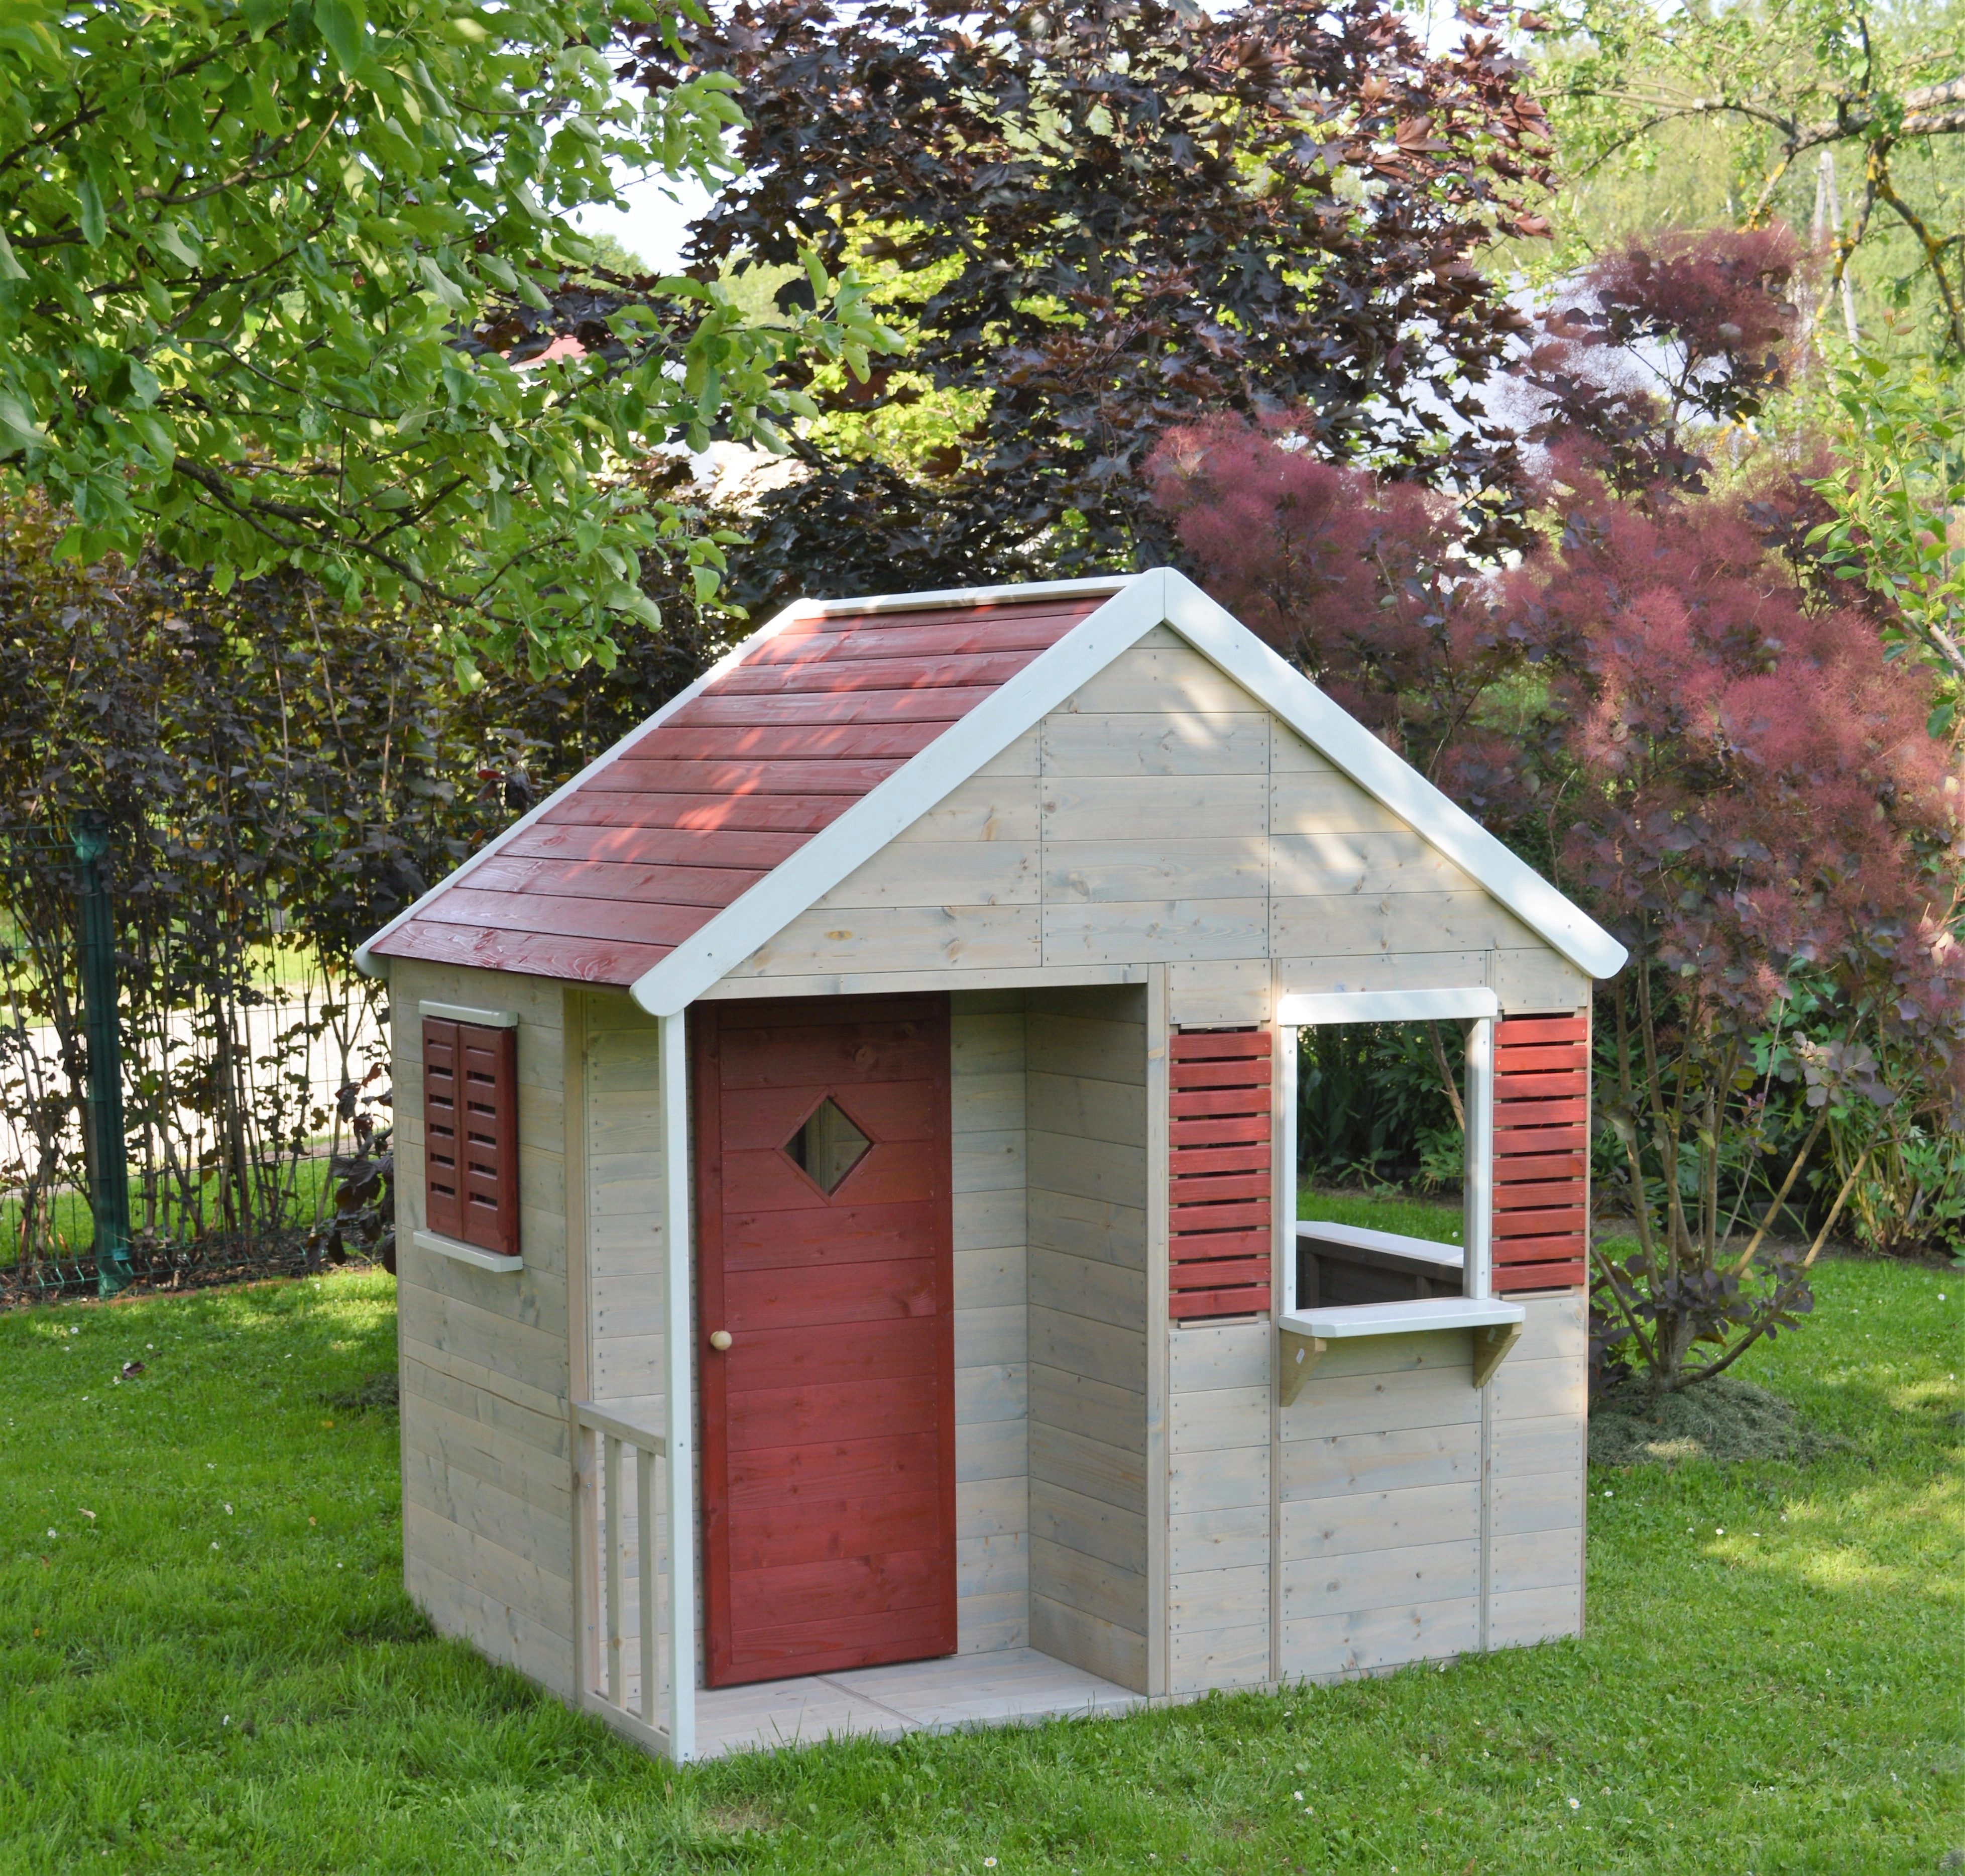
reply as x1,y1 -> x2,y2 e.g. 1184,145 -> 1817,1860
368,593 -> 1110,985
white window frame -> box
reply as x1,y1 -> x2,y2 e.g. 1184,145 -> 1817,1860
1275,986 -> 1499,1310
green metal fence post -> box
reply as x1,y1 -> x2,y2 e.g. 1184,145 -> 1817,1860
73,816 -> 134,1295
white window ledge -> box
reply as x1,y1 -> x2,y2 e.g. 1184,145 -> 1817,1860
413,1228 -> 523,1273
418,1000 -> 518,1028
1278,1297 -> 1527,1402
1280,1296 -> 1522,1340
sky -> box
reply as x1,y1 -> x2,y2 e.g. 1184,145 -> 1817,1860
573,168 -> 714,273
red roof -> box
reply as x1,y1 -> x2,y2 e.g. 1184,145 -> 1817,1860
368,592 -> 1110,985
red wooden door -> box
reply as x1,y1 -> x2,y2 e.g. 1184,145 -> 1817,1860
695,994 -> 956,1687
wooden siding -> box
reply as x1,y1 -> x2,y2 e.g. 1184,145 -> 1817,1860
1166,1319 -> 1273,1695
717,630 -> 1588,1016
951,991 -> 1032,1656
1276,1293 -> 1585,1680
393,960 -> 576,1699
1026,984 -> 1152,1693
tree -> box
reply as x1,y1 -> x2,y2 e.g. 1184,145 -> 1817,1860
1540,0 -> 1965,353
0,0 -> 891,675
1804,345 -> 1965,709
1149,229 -> 1965,1391
626,0 -> 1558,610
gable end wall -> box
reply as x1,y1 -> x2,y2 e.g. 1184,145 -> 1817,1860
712,627 -> 1590,1020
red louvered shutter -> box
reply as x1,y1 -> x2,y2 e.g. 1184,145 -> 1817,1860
422,1016 -> 520,1257
1168,1027 -> 1273,1321
458,1024 -> 521,1256
1491,1011 -> 1589,1292
422,1018 -> 464,1241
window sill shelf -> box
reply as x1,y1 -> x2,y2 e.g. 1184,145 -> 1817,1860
1279,1296 -> 1522,1340
1277,1297 -> 1526,1402
412,1229 -> 523,1274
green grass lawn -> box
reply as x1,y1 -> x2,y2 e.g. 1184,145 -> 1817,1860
2,1210 -> 1960,1873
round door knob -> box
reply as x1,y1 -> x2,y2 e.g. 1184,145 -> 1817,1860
708,1329 -> 733,1352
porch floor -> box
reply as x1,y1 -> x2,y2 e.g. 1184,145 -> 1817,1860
693,1647 -> 1143,1759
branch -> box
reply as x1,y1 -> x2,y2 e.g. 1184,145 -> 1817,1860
1873,162 -> 1965,354
1728,1103 -> 1828,1275
1801,1145 -> 1870,1269
1428,1020 -> 1466,1132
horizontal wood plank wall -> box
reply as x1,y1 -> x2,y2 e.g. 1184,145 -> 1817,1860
1025,984 -> 1151,1693
392,959 -> 576,1699
1487,1294 -> 1587,1645
1273,1293 -> 1587,1680
1166,1319 -> 1273,1694
951,991 -> 1032,1655
1276,1328 -> 1483,1679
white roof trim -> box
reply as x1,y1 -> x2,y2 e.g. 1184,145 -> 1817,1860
1159,573 -> 1627,980
1277,987 -> 1499,1027
629,573 -> 1166,1015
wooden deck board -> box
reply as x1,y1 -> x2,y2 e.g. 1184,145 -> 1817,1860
689,1647 -> 1142,1758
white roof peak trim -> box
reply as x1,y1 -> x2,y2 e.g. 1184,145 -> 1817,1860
1158,571 -> 1627,980
629,573 -> 1172,1015
799,573 -> 1138,618
351,592 -> 825,975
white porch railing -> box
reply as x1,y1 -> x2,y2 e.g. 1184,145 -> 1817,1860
572,1401 -> 694,1759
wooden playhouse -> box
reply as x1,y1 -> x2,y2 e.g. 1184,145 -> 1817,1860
356,571 -> 1626,1761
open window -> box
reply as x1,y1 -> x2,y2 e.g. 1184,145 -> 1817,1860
421,1004 -> 521,1265
1274,988 -> 1524,1397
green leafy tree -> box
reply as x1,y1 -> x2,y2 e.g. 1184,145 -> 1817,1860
1806,346 -> 1965,713
1540,0 -> 1965,352
0,0 -> 892,676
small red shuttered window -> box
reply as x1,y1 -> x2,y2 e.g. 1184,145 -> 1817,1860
423,1016 -> 521,1258
1168,1027 -> 1273,1321
1491,1011 -> 1589,1292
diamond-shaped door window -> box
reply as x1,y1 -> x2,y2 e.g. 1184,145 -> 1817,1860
782,1096 -> 872,1196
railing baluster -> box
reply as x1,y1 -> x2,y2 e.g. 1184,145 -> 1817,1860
574,1402 -> 672,1756
603,1430 -> 623,1708
636,1442 -> 656,1723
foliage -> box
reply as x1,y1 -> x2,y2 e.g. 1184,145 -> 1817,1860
3,1257 -> 1959,1868
630,0 -> 1558,612
0,480 -> 725,1282
0,0 -> 893,676
1150,229 -> 1965,1389
1538,0 -> 1965,352
1804,345 -> 1965,710
1520,225 -> 1806,496
1296,1022 -> 1468,1191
